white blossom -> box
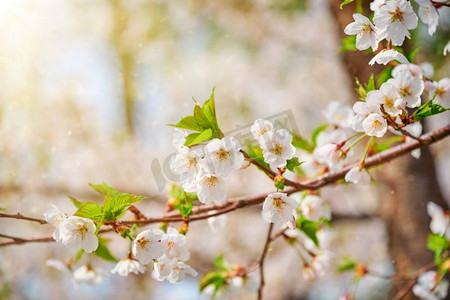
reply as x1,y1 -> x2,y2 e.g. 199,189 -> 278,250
345,167 -> 371,185
427,202 -> 450,239
311,251 -> 334,277
366,82 -> 402,116
323,101 -> 354,128
153,255 -> 197,283
362,113 -> 388,137
73,265 -> 108,285
420,62 -> 434,79
132,228 -> 165,265
344,13 -> 380,51
251,119 -> 274,140
300,195 -> 330,221
161,227 -> 190,261
262,192 -> 298,227
196,173 -> 227,205
203,137 -> 244,177
373,0 -> 418,46
259,129 -> 296,169
314,143 -> 341,170
351,101 -> 381,132
415,0 -> 439,36
170,146 -> 204,192
55,216 -> 99,253
412,271 -> 449,300
392,63 -> 423,78
370,0 -> 385,12
444,40 -> 450,56
111,259 -> 146,277
172,129 -> 188,148
44,204 -> 67,227
433,78 -> 450,105
388,69 -> 424,108
46,259 -> 72,277
404,122 -> 423,159
369,49 -> 409,66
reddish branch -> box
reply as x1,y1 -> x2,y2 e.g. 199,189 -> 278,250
0,124 -> 449,247
257,223 -> 274,300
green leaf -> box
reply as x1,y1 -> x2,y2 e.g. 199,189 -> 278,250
72,248 -> 85,264
274,175 -> 285,191
292,133 -> 314,153
67,196 -> 84,209
286,157 -> 303,172
193,104 -> 211,130
199,271 -> 227,293
296,217 -> 319,246
104,193 -> 147,222
246,144 -> 270,169
336,257 -> 357,273
184,128 -> 213,147
376,67 -> 393,88
169,115 -> 204,132
213,255 -> 229,271
372,136 -> 403,153
355,77 -> 367,101
89,183 -> 117,197
413,103 -> 450,121
427,234 -> 448,264
94,238 -> 118,262
340,35 -> 357,52
408,47 -> 420,63
340,0 -> 354,9
74,203 -> 104,222
366,73 -> 375,93
311,124 -> 329,147
201,87 -> 219,131
169,184 -> 195,218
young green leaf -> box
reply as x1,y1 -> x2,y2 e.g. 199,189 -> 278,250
213,255 -> 230,271
89,183 -> 117,197
366,73 -> 375,93
246,144 -> 270,169
311,124 -> 329,147
94,238 -> 119,262
340,35 -> 357,52
184,128 -> 213,147
413,103 -> 450,121
340,0 -> 354,9
202,87 -> 218,128
286,157 -> 303,172
296,217 -> 319,246
376,66 -> 393,87
169,115 -> 204,132
67,196 -> 84,208
427,233 -> 448,264
193,104 -> 212,130
74,203 -> 104,222
408,47 -> 420,63
103,193 -> 147,222
292,133 -> 314,153
336,256 -> 357,273
199,271 -> 227,293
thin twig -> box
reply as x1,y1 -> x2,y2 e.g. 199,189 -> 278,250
380,106 -> 421,142
258,223 -> 274,300
393,261 -> 437,300
0,125 -> 449,247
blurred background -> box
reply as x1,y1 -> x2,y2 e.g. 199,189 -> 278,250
0,0 -> 449,299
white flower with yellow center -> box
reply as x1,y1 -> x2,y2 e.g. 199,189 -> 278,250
373,0 -> 418,46
388,69 -> 424,108
55,216 -> 98,253
300,195 -> 330,221
153,255 -> 198,283
196,173 -> 227,205
433,78 -> 450,105
44,204 -> 68,241
259,129 -> 296,169
345,167 -> 371,185
73,265 -> 108,285
427,202 -> 450,239
132,228 -> 165,265
161,227 -> 190,261
415,0 -> 439,36
344,13 -> 380,51
366,82 -> 402,116
203,137 -> 244,177
351,101 -> 381,132
362,113 -> 387,137
314,143 -> 341,170
251,119 -> 274,140
262,192 -> 298,227
323,101 -> 354,128
412,271 -> 449,300
111,258 -> 146,277
170,146 -> 204,193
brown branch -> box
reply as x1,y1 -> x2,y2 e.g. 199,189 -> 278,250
0,125 -> 449,247
258,223 -> 274,300
393,261 -> 436,300
380,106 -> 421,142
0,212 -> 47,224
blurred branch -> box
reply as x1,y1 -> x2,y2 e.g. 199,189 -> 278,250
393,261 -> 437,300
257,223 -> 274,300
0,124 -> 449,247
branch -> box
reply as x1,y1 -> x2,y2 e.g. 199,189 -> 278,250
257,223 -> 274,300
0,124 -> 449,247
393,261 -> 436,300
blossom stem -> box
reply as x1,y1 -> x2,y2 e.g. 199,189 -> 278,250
360,136 -> 374,166
342,134 -> 367,154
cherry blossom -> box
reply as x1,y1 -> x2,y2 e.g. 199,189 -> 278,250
111,258 -> 146,277
73,265 -> 108,285
369,49 -> 409,66
392,63 -> 423,78
172,129 -> 188,148
415,0 -> 439,36
259,129 -> 296,169
153,255 -> 197,283
351,101 -> 381,132
373,0 -> 418,46
132,228 -> 165,265
314,143 -> 341,170
433,78 -> 450,105
345,166 -> 371,185
196,173 -> 227,205
344,13 -> 380,51
203,137 -> 244,177
362,113 -> 388,137
54,216 -> 99,253
323,101 -> 354,128
388,69 -> 424,108
170,146 -> 204,192
427,202 -> 450,239
412,271 -> 449,300
300,195 -> 330,221
44,204 -> 67,227
262,192 -> 298,228
250,119 -> 274,140
370,0 -> 385,12
160,227 -> 190,261
366,82 -> 402,116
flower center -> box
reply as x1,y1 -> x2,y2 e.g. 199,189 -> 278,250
399,85 -> 411,97
205,176 -> 218,187
186,157 -> 197,168
272,198 -> 284,212
76,223 -> 87,238
273,143 -> 284,155
372,119 -> 382,129
390,7 -> 404,23
215,148 -> 230,161
383,96 -> 394,108
360,24 -> 373,36
258,128 -> 270,136
137,237 -> 149,249
437,87 -> 447,98
167,241 -> 174,252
